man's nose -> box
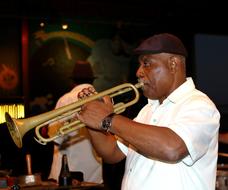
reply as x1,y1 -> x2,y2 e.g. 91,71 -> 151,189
136,66 -> 144,78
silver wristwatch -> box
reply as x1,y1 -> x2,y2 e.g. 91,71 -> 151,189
100,113 -> 116,132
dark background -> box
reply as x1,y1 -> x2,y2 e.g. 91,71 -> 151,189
0,0 -> 228,189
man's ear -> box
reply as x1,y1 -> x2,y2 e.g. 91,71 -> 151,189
171,62 -> 176,69
168,56 -> 177,73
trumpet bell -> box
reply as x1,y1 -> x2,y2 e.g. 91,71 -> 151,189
5,112 -> 23,148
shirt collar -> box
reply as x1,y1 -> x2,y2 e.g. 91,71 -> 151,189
148,77 -> 195,105
167,77 -> 195,104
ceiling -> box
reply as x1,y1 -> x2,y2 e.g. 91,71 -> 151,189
0,0 -> 224,20
0,0 -> 227,35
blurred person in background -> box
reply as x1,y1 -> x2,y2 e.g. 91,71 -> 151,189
48,61 -> 103,185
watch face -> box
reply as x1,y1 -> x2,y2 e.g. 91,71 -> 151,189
101,117 -> 111,131
101,113 -> 115,132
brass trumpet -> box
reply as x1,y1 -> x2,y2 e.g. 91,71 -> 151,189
5,82 -> 143,148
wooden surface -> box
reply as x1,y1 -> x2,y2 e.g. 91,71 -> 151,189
20,185 -> 104,190
20,182 -> 104,190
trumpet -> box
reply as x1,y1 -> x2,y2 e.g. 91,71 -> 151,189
5,82 -> 143,148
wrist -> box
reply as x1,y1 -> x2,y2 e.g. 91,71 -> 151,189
100,113 -> 116,132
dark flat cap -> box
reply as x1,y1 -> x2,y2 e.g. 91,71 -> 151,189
134,33 -> 188,57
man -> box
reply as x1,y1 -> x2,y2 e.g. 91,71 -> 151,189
77,33 -> 220,190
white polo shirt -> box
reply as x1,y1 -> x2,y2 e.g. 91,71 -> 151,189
118,77 -> 220,190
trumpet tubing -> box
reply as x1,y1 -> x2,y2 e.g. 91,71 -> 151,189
5,82 -> 143,148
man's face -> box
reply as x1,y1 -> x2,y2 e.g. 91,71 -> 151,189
136,53 -> 175,102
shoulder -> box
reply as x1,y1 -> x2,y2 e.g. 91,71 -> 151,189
55,91 -> 77,108
56,84 -> 95,108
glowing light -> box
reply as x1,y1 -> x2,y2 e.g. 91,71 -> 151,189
62,24 -> 68,30
0,104 -> 25,123
40,22 -> 45,28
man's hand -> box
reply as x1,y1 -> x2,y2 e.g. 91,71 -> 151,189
77,96 -> 114,131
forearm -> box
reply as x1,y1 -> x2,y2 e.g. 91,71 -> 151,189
77,99 -> 187,162
110,115 -> 188,162
87,128 -> 125,163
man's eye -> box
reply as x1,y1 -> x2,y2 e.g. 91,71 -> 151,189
143,59 -> 152,66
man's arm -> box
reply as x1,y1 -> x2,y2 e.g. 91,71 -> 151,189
87,128 -> 126,164
78,97 -> 188,163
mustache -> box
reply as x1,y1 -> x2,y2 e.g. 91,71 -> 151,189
137,78 -> 145,90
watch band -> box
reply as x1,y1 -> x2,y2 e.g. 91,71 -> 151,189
100,112 -> 116,132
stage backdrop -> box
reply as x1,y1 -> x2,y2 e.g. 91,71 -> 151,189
194,33 -> 228,114
194,33 -> 228,135
28,19 -> 141,116
0,19 -> 21,98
